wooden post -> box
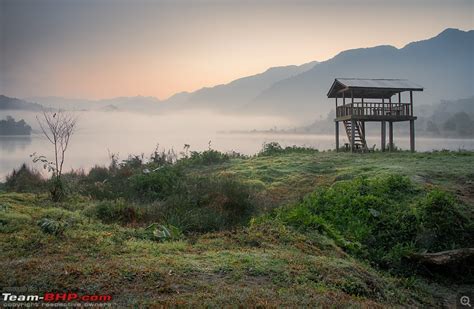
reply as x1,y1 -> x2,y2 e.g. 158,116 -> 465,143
335,121 -> 339,152
410,91 -> 413,116
381,121 -> 386,152
399,92 -> 402,116
351,90 -> 354,115
389,121 -> 393,151
361,97 -> 364,115
335,97 -> 338,117
361,121 -> 366,149
389,97 -> 392,114
351,119 -> 355,153
382,98 -> 385,115
410,119 -> 415,152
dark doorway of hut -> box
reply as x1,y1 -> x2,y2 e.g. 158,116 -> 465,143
327,78 -> 423,153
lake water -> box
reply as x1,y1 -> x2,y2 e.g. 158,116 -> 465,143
1,110 -> 474,180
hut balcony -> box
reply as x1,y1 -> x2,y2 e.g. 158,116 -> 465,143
335,100 -> 415,122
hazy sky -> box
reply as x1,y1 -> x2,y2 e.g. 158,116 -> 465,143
1,0 -> 473,100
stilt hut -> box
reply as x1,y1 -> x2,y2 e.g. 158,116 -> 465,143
327,78 -> 423,152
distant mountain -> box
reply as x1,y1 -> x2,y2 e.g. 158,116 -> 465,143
16,28 -> 473,123
100,96 -> 162,112
27,96 -> 162,112
249,28 -> 474,121
0,95 -> 44,111
99,104 -> 120,112
162,61 -> 318,111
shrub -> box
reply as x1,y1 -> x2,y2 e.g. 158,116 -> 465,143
129,165 -> 184,201
157,174 -> 260,233
259,142 -> 317,156
145,223 -> 183,242
5,164 -> 45,193
0,212 -> 32,233
270,175 -> 473,271
417,189 -> 473,251
187,149 -> 229,165
37,218 -> 67,236
87,166 -> 110,183
85,199 -> 142,224
259,142 -> 283,156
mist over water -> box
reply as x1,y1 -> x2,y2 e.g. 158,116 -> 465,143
1,110 -> 474,180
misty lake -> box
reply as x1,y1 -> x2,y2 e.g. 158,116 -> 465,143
2,110 -> 474,180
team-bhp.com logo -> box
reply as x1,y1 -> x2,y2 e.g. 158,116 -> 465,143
2,292 -> 112,304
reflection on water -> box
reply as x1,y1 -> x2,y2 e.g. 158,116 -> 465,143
0,135 -> 32,153
1,110 -> 473,180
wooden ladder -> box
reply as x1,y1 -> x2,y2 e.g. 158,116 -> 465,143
343,120 -> 368,151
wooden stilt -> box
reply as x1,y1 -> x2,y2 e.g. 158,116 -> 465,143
389,121 -> 394,151
350,119 -> 355,153
335,121 -> 339,152
410,119 -> 415,152
381,121 -> 386,152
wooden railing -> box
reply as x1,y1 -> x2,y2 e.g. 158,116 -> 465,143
336,102 -> 412,118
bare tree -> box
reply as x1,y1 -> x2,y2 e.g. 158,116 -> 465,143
36,110 -> 77,201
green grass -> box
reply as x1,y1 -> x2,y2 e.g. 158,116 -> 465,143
1,150 -> 473,306
219,150 -> 474,204
0,192 -> 444,307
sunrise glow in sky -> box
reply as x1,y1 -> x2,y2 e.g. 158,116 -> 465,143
1,0 -> 473,100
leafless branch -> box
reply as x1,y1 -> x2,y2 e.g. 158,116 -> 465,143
36,110 -> 77,179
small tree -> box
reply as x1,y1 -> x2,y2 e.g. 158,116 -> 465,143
35,110 -> 77,201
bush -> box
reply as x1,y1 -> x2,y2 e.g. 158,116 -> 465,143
82,174 -> 260,233
259,142 -> 317,156
417,189 -> 473,251
85,199 -> 142,224
270,175 -> 473,271
145,223 -> 183,242
159,174 -> 259,233
187,149 -> 229,165
37,218 -> 67,236
5,164 -> 45,193
259,142 -> 283,156
129,165 -> 184,201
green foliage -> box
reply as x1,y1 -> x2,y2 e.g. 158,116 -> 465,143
187,149 -> 230,165
259,142 -> 317,156
270,175 -> 473,271
130,165 -> 184,201
62,148 -> 232,201
146,223 -> 183,242
83,174 -> 260,233
276,204 -> 353,250
37,218 -> 67,236
259,142 -> 283,155
5,164 -> 45,193
0,211 -> 32,233
85,199 -> 141,224
417,189 -> 473,251
49,177 -> 66,202
159,174 -> 260,233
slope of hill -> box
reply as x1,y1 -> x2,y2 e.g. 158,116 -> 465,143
162,61 -> 318,111
250,28 -> 474,121
27,96 -> 162,112
1,150 -> 473,306
0,95 -> 44,111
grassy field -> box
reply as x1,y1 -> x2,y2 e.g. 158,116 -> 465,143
1,149 -> 473,307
